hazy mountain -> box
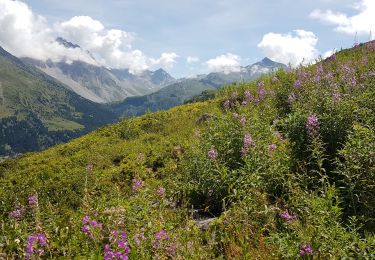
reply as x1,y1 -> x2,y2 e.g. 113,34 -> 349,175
22,59 -> 176,104
0,46 -> 117,156
200,58 -> 288,87
21,38 -> 176,103
112,57 -> 286,117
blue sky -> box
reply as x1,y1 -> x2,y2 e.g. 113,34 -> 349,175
1,0 -> 374,78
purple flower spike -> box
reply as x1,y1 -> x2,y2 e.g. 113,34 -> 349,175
82,225 -> 89,234
241,133 -> 255,156
294,80 -> 302,88
268,144 -> 277,153
28,194 -> 38,207
104,230 -> 131,260
279,210 -> 296,222
208,147 -> 218,160
9,208 -> 25,219
257,81 -> 264,88
223,99 -> 231,109
132,178 -> 144,192
104,244 -> 111,253
328,53 -> 336,62
155,229 -> 169,240
258,82 -> 267,101
299,243 -> 313,256
26,233 -> 48,260
244,90 -> 255,103
156,187 -> 166,196
82,215 -> 90,224
306,113 -> 319,136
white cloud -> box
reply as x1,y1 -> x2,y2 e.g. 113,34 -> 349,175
57,15 -> 150,73
310,0 -> 375,38
206,53 -> 241,74
0,1 -> 177,74
257,30 -> 319,66
0,1 -> 97,65
150,52 -> 179,68
187,56 -> 200,64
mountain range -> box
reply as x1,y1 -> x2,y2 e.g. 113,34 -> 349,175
112,57 -> 287,117
0,38 -> 286,156
21,38 -> 176,103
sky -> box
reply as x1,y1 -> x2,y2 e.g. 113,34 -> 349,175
0,0 -> 374,78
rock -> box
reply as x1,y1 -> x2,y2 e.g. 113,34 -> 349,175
195,217 -> 217,231
197,113 -> 212,124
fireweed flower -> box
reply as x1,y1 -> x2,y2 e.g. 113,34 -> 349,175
325,72 -> 334,81
132,178 -> 144,192
244,90 -> 255,103
26,233 -> 47,260
268,144 -> 277,153
299,243 -> 313,256
81,215 -> 103,239
243,134 -> 254,147
349,76 -> 357,89
328,53 -> 336,61
316,64 -> 324,75
134,229 -> 146,246
306,113 -> 319,136
155,230 -> 169,240
298,70 -> 310,80
28,194 -> 38,207
208,147 -> 218,160
258,81 -> 266,101
241,133 -> 255,156
152,229 -> 176,257
9,208 -> 25,219
340,64 -> 354,75
223,99 -> 231,109
156,187 -> 166,197
257,81 -> 264,88
294,80 -> 302,88
104,230 -> 131,260
82,215 -> 90,224
279,210 -> 296,222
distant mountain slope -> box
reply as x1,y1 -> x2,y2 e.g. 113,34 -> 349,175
22,59 -> 176,103
112,79 -> 214,116
201,57 -> 287,87
112,57 -> 286,117
0,46 -> 117,156
21,38 -> 176,103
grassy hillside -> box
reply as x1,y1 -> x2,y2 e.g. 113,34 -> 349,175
112,79 -> 216,117
0,42 -> 375,258
0,47 -> 117,156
